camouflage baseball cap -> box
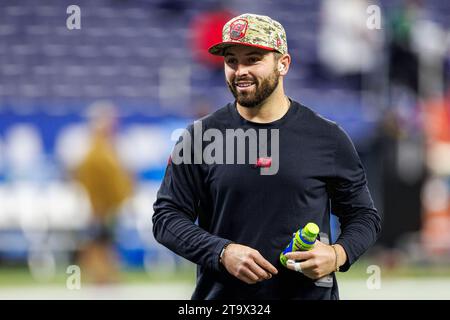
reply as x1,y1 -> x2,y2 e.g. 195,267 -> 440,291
208,13 -> 288,56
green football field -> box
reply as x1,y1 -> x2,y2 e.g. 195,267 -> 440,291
0,259 -> 449,299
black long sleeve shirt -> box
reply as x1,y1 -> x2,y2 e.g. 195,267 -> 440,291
153,100 -> 381,300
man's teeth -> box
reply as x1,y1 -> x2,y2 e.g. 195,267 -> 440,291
236,83 -> 254,87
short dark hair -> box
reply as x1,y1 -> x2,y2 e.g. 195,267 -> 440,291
273,52 -> 282,62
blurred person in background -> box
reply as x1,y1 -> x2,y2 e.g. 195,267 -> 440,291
420,87 -> 450,258
376,0 -> 448,264
73,101 -> 134,284
387,0 -> 446,98
386,0 -> 423,95
189,3 -> 234,71
374,107 -> 426,267
153,14 -> 381,299
318,0 -> 382,90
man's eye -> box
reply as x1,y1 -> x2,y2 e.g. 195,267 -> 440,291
248,57 -> 259,63
226,58 -> 237,64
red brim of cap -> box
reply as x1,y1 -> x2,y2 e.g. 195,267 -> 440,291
208,41 -> 278,56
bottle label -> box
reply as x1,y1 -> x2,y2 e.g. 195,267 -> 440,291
297,229 -> 316,246
282,238 -> 295,255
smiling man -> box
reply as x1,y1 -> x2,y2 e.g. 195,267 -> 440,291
224,48 -> 284,109
153,13 -> 381,300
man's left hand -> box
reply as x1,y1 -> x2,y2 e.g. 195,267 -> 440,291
284,241 -> 346,279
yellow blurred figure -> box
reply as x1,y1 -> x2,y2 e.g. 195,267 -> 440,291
74,102 -> 133,284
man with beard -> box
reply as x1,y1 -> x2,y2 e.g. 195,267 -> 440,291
153,14 -> 381,299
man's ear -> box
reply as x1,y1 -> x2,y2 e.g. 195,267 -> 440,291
278,54 -> 291,75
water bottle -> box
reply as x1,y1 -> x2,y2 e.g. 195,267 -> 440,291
280,222 -> 319,267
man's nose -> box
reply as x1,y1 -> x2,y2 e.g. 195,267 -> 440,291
235,64 -> 249,77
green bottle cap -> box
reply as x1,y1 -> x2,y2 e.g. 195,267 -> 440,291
304,222 -> 319,239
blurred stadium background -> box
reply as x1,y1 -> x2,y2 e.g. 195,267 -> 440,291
0,0 -> 450,299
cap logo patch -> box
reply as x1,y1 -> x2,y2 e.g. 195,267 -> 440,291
229,19 -> 248,40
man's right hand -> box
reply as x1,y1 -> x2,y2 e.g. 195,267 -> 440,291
220,243 -> 278,284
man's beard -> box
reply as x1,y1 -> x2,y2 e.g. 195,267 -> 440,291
227,68 -> 280,108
